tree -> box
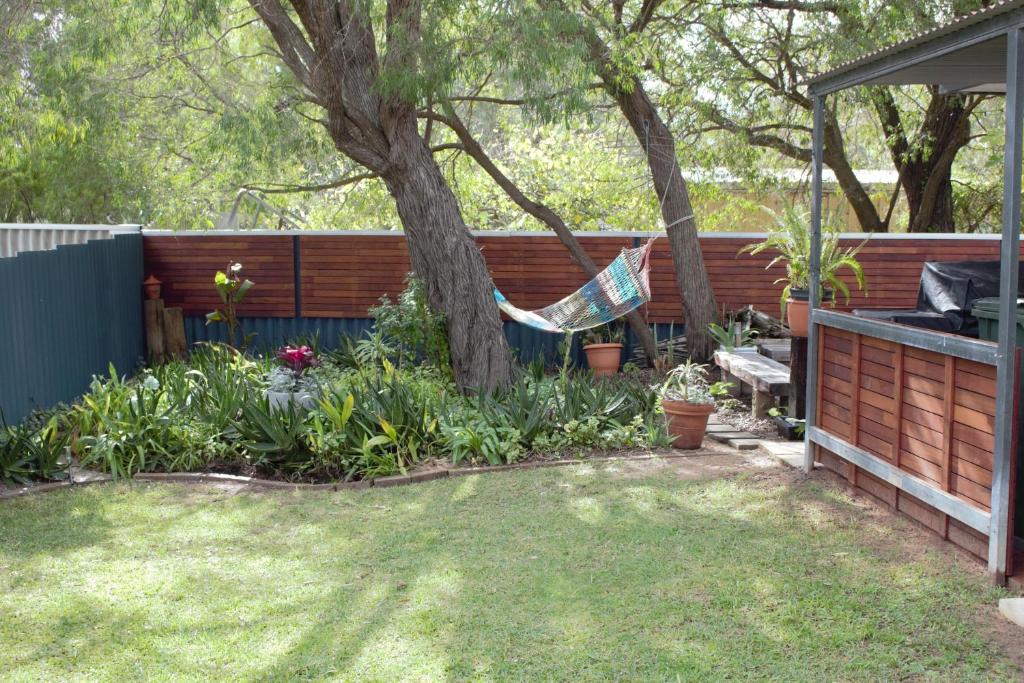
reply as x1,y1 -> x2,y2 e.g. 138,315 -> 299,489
243,0 -> 513,391
550,0 -> 720,360
428,108 -> 661,362
666,0 -> 991,232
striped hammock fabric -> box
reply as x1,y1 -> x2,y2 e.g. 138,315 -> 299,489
494,239 -> 656,333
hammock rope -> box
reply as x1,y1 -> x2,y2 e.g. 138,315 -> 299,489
495,122 -> 693,334
494,238 -> 657,333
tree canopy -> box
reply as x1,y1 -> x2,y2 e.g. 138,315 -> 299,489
0,0 -> 1007,233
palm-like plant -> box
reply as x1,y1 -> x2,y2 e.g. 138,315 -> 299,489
740,206 -> 868,315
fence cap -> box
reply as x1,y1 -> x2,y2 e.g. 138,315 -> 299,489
0,223 -> 141,232
138,228 -> 1006,241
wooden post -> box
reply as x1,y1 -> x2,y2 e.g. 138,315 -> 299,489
144,299 -> 166,365
789,337 -> 807,420
163,307 -> 187,360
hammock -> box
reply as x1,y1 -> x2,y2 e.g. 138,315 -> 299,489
494,238 -> 656,333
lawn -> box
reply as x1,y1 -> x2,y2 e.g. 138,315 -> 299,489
0,457 -> 1018,681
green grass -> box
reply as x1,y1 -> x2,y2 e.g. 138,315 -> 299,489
0,461 -> 1016,681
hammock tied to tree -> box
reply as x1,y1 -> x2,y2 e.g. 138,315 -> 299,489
494,238 -> 657,333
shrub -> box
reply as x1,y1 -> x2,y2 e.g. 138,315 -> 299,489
369,275 -> 450,372
0,413 -> 70,485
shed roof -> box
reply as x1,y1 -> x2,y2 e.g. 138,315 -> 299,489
807,0 -> 1024,95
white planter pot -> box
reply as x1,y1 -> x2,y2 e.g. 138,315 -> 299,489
267,389 -> 316,412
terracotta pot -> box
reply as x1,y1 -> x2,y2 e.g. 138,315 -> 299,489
786,298 -> 809,337
662,399 -> 715,449
583,343 -> 623,377
143,275 -> 162,300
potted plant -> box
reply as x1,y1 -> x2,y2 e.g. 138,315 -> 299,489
143,275 -> 162,300
581,323 -> 625,377
769,407 -> 805,441
708,319 -> 759,353
657,361 -> 730,449
740,207 -> 867,337
266,344 -> 319,411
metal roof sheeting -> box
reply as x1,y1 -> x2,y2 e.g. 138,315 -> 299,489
806,0 -> 1024,92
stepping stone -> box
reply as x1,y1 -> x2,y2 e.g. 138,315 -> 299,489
1000,598 -> 1024,627
706,423 -> 737,433
707,431 -> 753,443
728,438 -> 762,451
759,440 -> 805,468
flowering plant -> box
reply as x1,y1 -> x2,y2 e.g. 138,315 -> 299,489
276,345 -> 318,377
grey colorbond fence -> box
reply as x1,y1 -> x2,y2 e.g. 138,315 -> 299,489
0,231 -> 145,423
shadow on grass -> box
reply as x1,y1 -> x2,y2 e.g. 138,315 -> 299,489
0,463 -> 1015,680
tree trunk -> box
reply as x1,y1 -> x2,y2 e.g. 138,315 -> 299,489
612,80 -> 719,362
437,110 -> 659,363
383,139 -> 515,392
904,97 -> 969,233
823,112 -> 886,232
247,0 -> 515,392
873,89 -> 972,232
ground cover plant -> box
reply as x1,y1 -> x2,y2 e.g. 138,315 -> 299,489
0,462 -> 1018,681
7,278 -> 672,486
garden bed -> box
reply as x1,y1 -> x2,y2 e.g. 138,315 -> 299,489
2,337 -> 682,488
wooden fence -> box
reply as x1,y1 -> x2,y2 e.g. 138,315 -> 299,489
142,231 -> 1022,323
814,323 -> 1000,559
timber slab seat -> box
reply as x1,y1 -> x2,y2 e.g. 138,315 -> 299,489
713,350 -> 790,418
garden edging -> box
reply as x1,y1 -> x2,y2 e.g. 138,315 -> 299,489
0,450 -> 719,500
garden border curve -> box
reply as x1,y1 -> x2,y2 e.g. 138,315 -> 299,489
0,450 -> 716,500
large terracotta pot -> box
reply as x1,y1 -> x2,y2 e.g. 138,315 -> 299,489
786,298 -> 809,337
583,343 -> 623,377
786,288 -> 832,338
662,399 -> 715,449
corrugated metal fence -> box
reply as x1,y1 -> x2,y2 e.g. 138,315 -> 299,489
0,231 -> 145,423
0,224 -> 140,258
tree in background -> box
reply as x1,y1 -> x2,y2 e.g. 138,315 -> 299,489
546,0 -> 721,360
666,0 -> 992,232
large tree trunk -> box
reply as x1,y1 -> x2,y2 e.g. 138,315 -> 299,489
248,0 -> 515,392
903,97 -> 968,233
872,89 -> 973,232
611,80 -> 719,362
383,138 -> 514,392
437,110 -> 659,363
823,112 -> 886,231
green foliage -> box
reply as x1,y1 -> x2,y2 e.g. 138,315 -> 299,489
205,262 -> 255,349
707,321 -> 758,351
0,413 -> 70,485
740,206 -> 868,315
658,361 -> 731,405
369,275 -> 450,372
25,329 -> 671,484
581,322 -> 625,346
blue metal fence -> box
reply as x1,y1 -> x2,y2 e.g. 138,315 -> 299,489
0,234 -> 144,423
182,315 -> 681,368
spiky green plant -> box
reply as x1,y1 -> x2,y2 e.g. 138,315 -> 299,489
740,206 -> 868,315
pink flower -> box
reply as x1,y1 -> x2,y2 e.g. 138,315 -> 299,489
276,345 -> 318,376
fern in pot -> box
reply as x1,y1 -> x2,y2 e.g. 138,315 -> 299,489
657,361 -> 730,449
741,207 -> 867,337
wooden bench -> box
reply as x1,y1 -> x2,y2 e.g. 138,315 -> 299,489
713,350 -> 790,418
755,338 -> 791,364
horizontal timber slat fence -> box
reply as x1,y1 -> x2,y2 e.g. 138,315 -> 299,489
144,231 -> 1024,323
810,312 -> 1009,562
